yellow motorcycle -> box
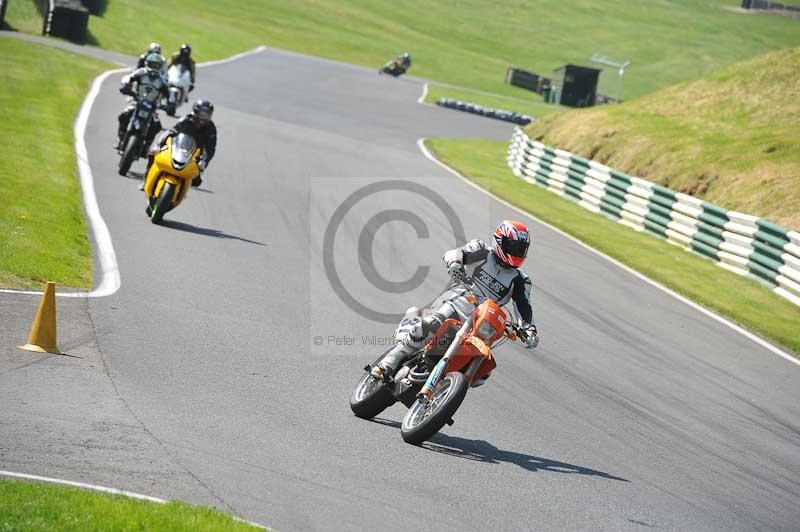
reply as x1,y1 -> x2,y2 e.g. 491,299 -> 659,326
143,133 -> 201,224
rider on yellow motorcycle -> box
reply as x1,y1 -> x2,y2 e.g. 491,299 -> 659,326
145,100 -> 216,188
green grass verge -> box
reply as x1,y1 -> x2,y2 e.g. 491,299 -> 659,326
0,39 -> 113,289
0,479 -> 265,531
5,1 -> 800,100
527,47 -> 800,229
424,83 -> 564,120
425,138 -> 800,356
1,0 -> 41,34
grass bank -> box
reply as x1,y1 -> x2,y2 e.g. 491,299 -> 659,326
0,39 -> 112,289
424,83 -> 563,121
0,478 -> 265,531
5,0 -> 800,100
526,47 -> 800,229
425,138 -> 800,356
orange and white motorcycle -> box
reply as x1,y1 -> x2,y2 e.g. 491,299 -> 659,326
350,278 -> 530,445
143,133 -> 201,224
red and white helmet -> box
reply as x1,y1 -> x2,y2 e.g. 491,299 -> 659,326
493,220 -> 530,268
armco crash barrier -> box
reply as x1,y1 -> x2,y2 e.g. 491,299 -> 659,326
507,128 -> 800,307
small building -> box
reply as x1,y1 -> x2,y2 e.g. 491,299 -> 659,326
506,67 -> 541,93
552,64 -> 601,108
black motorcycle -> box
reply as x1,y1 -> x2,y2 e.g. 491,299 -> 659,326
379,60 -> 407,77
118,98 -> 159,176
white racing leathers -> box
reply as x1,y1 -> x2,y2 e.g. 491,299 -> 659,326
378,239 -> 535,374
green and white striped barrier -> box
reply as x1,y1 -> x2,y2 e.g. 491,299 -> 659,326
507,128 -> 800,306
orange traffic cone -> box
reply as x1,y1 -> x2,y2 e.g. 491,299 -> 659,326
18,281 -> 62,354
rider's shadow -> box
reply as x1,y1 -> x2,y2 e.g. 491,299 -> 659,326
370,417 -> 628,482
161,220 -> 265,246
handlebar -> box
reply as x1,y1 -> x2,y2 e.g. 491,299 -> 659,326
505,322 -> 529,342
448,275 -> 529,342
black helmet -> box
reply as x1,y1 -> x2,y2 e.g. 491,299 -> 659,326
144,53 -> 164,71
193,100 -> 213,125
180,43 -> 191,56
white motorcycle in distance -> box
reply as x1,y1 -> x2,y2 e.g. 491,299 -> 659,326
166,64 -> 192,117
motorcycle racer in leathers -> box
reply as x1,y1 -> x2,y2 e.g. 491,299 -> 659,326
372,220 -> 540,381
114,53 -> 168,150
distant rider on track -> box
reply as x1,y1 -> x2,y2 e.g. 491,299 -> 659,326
394,52 -> 411,71
114,53 -> 168,150
169,43 -> 197,92
136,42 -> 167,74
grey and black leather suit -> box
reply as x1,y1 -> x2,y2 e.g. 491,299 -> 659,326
136,54 -> 168,75
378,239 -> 536,374
117,68 -> 168,144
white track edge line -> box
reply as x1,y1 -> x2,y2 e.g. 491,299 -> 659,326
417,82 -> 428,104
0,469 -> 166,503
416,138 -> 800,368
0,67 -> 126,299
0,469 -> 270,529
2,45 -> 269,298
197,45 -> 267,68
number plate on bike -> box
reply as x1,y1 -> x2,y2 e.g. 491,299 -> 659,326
138,109 -> 150,118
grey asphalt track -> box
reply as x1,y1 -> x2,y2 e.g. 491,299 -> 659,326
1,38 -> 799,532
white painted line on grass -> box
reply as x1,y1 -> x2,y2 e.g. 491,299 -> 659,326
416,138 -> 800,368
417,82 -> 428,104
197,45 -> 267,68
0,469 -> 166,503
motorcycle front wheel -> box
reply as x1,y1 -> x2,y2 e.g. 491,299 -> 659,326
118,135 -> 139,176
150,182 -> 174,224
400,371 -> 468,445
350,371 -> 396,419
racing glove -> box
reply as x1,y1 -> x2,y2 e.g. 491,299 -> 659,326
447,261 -> 466,282
523,323 -> 539,349
119,84 -> 133,96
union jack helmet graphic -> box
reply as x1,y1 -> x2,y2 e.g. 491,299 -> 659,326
493,220 -> 530,268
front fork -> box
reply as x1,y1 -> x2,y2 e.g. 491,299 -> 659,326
418,317 -> 473,402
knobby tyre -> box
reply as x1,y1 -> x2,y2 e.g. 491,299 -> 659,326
350,371 -> 396,419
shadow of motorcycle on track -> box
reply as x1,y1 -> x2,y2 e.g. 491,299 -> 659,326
159,219 -> 265,246
370,417 -> 628,481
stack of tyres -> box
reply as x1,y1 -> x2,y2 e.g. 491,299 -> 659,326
436,98 -> 533,126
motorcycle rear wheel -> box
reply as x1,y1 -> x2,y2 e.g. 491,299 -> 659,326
150,182 -> 174,224
118,135 -> 139,176
400,371 -> 468,445
350,371 -> 396,419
